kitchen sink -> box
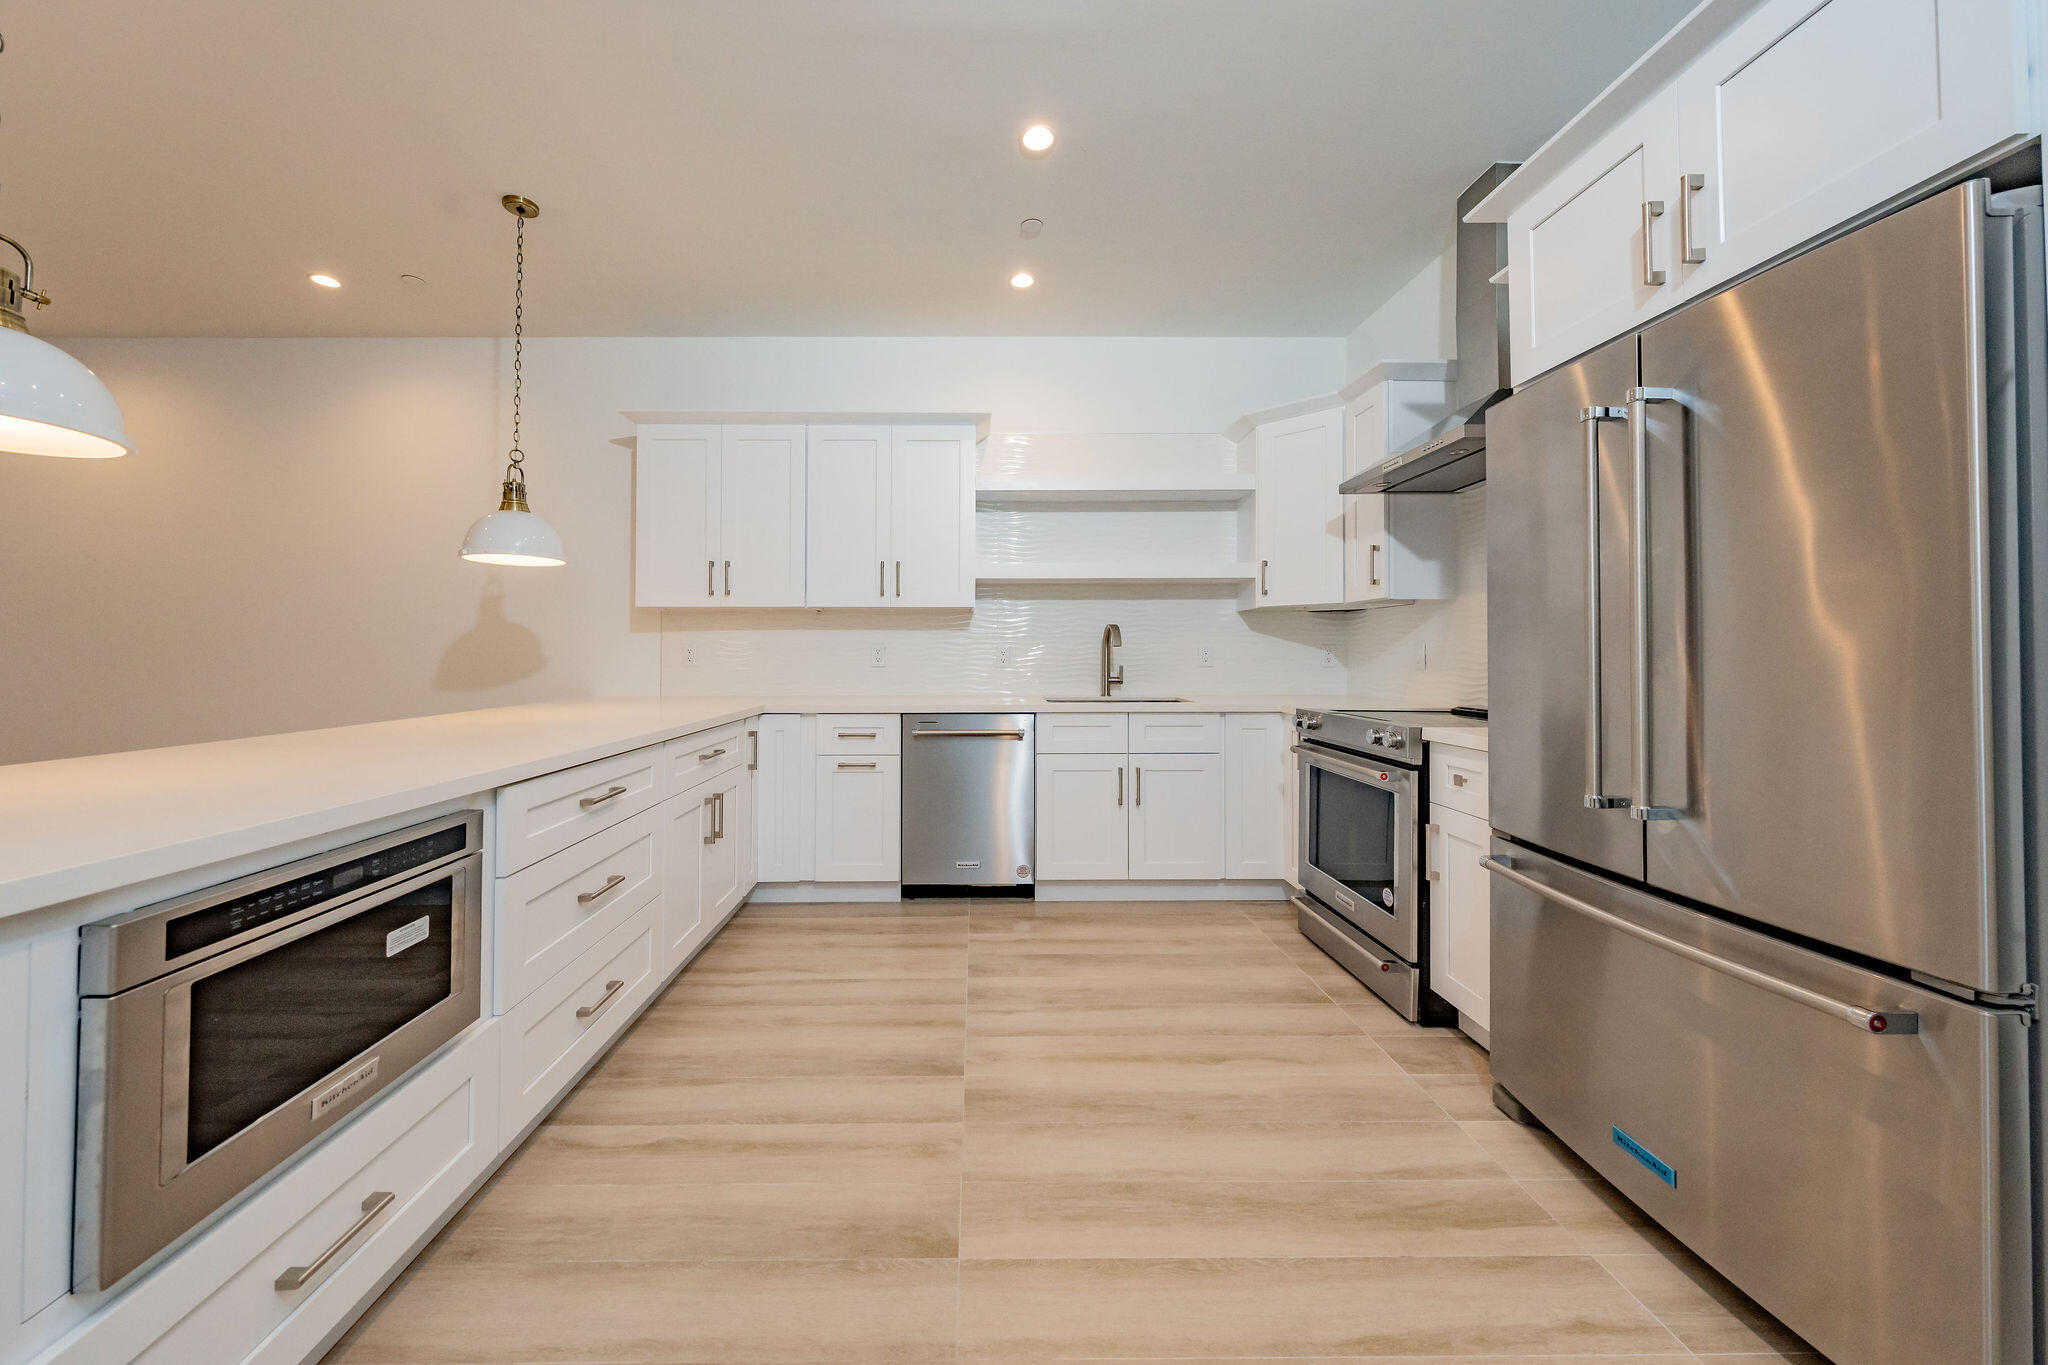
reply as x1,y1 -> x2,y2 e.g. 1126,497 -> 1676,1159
1042,696 -> 1190,704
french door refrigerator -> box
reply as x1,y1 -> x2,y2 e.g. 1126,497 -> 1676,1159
1486,178 -> 2044,1365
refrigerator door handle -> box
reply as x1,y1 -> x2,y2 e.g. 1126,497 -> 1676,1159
1627,386 -> 1686,821
1482,855 -> 1919,1034
1581,405 -> 1630,809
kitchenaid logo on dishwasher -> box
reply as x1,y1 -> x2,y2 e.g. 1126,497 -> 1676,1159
954,860 -> 981,869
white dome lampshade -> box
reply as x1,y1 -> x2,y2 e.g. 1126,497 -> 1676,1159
0,303 -> 133,459
461,475 -> 565,566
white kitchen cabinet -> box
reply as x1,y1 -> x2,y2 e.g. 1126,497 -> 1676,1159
805,425 -> 974,608
658,786 -> 709,972
700,765 -> 749,921
1035,752 -> 1131,879
888,425 -> 975,606
814,753 -> 901,881
1128,753 -> 1225,880
1251,405 -> 1345,607
1507,86 -> 1682,385
1671,0 -> 2034,301
1341,381 -> 1458,605
1222,715 -> 1290,880
634,424 -> 805,608
751,714 -> 812,883
1427,803 -> 1492,1032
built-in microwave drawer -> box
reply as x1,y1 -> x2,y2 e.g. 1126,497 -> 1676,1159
58,1028 -> 498,1365
500,903 -> 660,1138
815,714 -> 901,756
1488,841 -> 2032,1365
1427,743 -> 1488,819
496,744 -> 664,875
663,721 -> 748,788
495,805 -> 663,1012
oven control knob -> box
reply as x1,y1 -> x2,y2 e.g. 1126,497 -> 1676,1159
1367,729 -> 1386,745
1381,732 -> 1405,750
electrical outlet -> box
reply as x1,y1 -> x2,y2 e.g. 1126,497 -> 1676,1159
1198,646 -> 1214,668
1321,649 -> 1339,669
869,643 -> 886,668
682,644 -> 699,666
996,644 -> 1014,668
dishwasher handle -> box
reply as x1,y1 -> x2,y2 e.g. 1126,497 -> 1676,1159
911,728 -> 1026,739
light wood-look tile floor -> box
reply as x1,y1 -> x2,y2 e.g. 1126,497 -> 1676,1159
325,899 -> 1822,1364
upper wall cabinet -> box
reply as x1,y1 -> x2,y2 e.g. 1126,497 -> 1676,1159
806,424 -> 975,609
634,424 -> 806,608
1249,405 -> 1345,608
1480,0 -> 2039,385
1341,375 -> 1457,607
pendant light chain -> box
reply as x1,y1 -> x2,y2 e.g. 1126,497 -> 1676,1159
509,214 -> 524,475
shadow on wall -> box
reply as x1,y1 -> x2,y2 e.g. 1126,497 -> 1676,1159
434,578 -> 548,691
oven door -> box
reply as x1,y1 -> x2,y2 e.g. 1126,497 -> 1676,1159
1296,742 -> 1419,960
75,852 -> 483,1291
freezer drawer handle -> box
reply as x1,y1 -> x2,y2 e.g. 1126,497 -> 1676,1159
1580,405 -> 1630,809
911,729 -> 1026,739
1481,856 -> 1918,1035
1626,387 -> 1686,821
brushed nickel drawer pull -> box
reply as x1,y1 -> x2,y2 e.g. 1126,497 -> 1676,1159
697,747 -> 727,761
576,873 -> 626,905
838,761 -> 877,770
579,784 -> 628,810
576,977 -> 627,1020
275,1191 -> 394,1291
837,730 -> 879,739
1452,773 -> 1468,787
1482,856 -> 1918,1035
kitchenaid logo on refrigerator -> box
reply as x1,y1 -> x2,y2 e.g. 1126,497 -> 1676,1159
1612,1125 -> 1676,1187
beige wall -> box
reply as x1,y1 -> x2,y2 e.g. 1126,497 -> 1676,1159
2,339 -> 659,764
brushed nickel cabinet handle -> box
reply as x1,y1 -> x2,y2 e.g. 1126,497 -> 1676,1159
1482,856 -> 1918,1035
838,761 -> 877,770
1425,823 -> 1441,882
1368,543 -> 1381,587
1640,199 -> 1667,286
895,560 -> 901,597
1134,766 -> 1142,806
702,793 -> 717,844
714,790 -> 725,841
879,560 -> 885,596
1117,765 -> 1124,807
579,784 -> 628,810
1260,560 -> 1269,596
275,1191 -> 394,1291
837,730 -> 879,739
1678,173 -> 1707,264
747,730 -> 759,771
724,560 -> 731,597
697,747 -> 727,761
1452,772 -> 1468,787
576,978 -> 627,1020
707,559 -> 715,596
576,873 -> 626,905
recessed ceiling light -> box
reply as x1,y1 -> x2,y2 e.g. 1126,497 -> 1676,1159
309,273 -> 341,289
1011,271 -> 1035,289
399,273 -> 426,287
1019,218 -> 1043,239
1020,124 -> 1055,157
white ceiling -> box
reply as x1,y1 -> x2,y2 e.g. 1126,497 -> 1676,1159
7,1 -> 1691,338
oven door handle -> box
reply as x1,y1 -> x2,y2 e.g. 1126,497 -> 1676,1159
275,1190 -> 395,1291
1294,743 -> 1409,788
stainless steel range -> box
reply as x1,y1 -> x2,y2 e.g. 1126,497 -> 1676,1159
1291,706 -> 1485,1022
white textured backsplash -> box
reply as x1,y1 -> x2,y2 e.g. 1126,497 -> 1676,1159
663,444 -> 1486,704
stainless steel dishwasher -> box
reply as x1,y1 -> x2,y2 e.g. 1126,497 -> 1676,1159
900,713 -> 1035,895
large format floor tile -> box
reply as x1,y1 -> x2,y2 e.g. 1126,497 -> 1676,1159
328,897 -> 1813,1365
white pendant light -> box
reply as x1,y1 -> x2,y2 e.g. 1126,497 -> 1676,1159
0,232 -> 133,458
461,195 -> 565,567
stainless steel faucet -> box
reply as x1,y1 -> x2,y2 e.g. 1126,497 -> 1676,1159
1100,623 -> 1124,697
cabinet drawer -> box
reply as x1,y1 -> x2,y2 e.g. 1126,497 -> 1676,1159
1036,712 -> 1129,754
664,721 -> 747,789
84,1029 -> 499,1365
501,905 -> 659,1137
495,806 -> 662,1011
495,744 -> 664,876
815,714 -> 901,755
1428,744 -> 1489,819
1129,712 -> 1222,754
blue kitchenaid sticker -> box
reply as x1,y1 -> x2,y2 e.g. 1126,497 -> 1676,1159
1612,1126 -> 1677,1187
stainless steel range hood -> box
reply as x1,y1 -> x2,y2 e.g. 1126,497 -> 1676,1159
1340,163 -> 1517,495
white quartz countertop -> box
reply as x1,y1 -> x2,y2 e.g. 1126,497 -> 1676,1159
0,693 -> 1479,920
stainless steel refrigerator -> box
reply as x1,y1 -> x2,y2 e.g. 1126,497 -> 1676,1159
1486,178 -> 2045,1365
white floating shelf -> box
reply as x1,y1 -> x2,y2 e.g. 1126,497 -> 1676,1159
975,474 -> 1255,504
976,560 -> 1257,585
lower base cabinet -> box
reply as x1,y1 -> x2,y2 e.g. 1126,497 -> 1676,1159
814,754 -> 901,881
1128,753 -> 1224,879
1036,753 -> 1130,878
1428,803 -> 1491,1030
500,904 -> 660,1137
